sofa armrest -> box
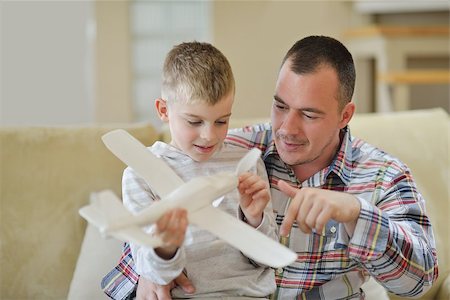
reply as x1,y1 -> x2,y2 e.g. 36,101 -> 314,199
67,223 -> 123,299
436,272 -> 450,300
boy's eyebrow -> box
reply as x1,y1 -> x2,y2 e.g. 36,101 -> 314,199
273,95 -> 325,115
184,112 -> 232,119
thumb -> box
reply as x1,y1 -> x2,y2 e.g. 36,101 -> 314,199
278,180 -> 298,198
174,272 -> 195,294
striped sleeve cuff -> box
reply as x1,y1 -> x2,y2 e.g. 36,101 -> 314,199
348,197 -> 389,262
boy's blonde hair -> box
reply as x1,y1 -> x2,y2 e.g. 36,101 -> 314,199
161,41 -> 235,105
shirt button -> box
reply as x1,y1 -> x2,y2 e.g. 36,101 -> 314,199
276,267 -> 283,274
330,226 -> 337,234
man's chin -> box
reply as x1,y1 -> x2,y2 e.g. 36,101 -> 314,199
279,153 -> 310,166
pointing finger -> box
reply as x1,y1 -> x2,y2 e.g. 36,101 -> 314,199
278,180 -> 298,198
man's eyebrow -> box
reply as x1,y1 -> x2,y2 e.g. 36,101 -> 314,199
273,95 -> 325,115
273,95 -> 285,104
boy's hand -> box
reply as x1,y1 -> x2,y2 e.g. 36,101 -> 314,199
238,172 -> 270,228
155,208 -> 188,259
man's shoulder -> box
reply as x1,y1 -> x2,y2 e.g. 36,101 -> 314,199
350,135 -> 409,173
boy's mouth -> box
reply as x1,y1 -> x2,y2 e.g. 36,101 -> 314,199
194,144 -> 215,153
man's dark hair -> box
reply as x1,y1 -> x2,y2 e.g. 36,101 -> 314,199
282,36 -> 355,110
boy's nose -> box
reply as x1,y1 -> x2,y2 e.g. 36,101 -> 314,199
200,126 -> 216,141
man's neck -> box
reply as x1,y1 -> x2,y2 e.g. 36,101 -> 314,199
292,164 -> 323,183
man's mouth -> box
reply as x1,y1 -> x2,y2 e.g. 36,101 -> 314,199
276,135 -> 308,151
281,140 -> 306,150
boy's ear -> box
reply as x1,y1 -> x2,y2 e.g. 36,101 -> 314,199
155,98 -> 169,122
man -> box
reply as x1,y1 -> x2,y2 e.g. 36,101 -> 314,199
104,36 -> 438,299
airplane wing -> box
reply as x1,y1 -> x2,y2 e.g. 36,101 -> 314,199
79,190 -> 132,233
79,190 -> 163,247
98,130 -> 296,266
189,206 -> 297,268
102,129 -> 184,198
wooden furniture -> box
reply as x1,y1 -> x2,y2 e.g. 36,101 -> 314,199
344,25 -> 449,112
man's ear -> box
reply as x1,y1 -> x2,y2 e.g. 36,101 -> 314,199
155,98 -> 169,122
339,102 -> 355,129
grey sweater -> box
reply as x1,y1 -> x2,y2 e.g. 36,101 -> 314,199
123,142 -> 276,298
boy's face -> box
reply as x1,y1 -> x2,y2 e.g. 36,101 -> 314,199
156,93 -> 233,162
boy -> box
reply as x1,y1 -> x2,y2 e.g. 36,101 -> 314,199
103,42 -> 277,299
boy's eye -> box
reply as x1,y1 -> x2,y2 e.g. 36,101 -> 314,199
187,120 -> 202,126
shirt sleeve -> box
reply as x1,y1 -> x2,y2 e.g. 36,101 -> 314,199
122,167 -> 186,285
346,164 -> 438,297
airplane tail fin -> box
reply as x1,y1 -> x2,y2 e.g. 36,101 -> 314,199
235,148 -> 261,175
79,190 -> 132,234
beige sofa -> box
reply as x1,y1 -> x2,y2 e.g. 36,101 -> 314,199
1,109 -> 448,299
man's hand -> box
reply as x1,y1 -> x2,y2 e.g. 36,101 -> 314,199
278,180 -> 361,236
136,273 -> 195,300
238,172 -> 270,228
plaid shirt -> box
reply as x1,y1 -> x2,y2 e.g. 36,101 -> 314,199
102,124 -> 438,299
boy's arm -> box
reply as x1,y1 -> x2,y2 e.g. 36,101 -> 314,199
238,158 -> 278,266
255,158 -> 278,240
123,167 -> 186,285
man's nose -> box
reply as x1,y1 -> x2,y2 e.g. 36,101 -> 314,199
281,110 -> 302,134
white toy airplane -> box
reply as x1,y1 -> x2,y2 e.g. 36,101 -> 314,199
79,129 -> 297,268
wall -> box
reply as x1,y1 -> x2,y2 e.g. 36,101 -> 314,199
0,1 -> 95,126
212,1 -> 370,119
2,2 -> 445,125
0,1 -> 132,126
95,1 -> 133,123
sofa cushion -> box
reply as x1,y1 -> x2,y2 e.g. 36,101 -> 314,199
351,108 -> 449,299
0,124 -> 158,299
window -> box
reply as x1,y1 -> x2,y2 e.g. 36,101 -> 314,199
130,1 -> 211,126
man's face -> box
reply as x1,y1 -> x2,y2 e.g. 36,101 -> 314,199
160,93 -> 233,162
271,61 -> 352,172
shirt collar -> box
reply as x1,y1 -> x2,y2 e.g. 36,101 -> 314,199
262,130 -> 277,161
151,141 -> 225,161
265,126 -> 353,187
326,126 -> 353,186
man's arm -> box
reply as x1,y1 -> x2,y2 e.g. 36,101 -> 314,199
346,169 -> 438,297
278,167 -> 438,298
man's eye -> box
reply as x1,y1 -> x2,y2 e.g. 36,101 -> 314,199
304,114 -> 317,120
216,120 -> 228,125
275,104 -> 287,110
